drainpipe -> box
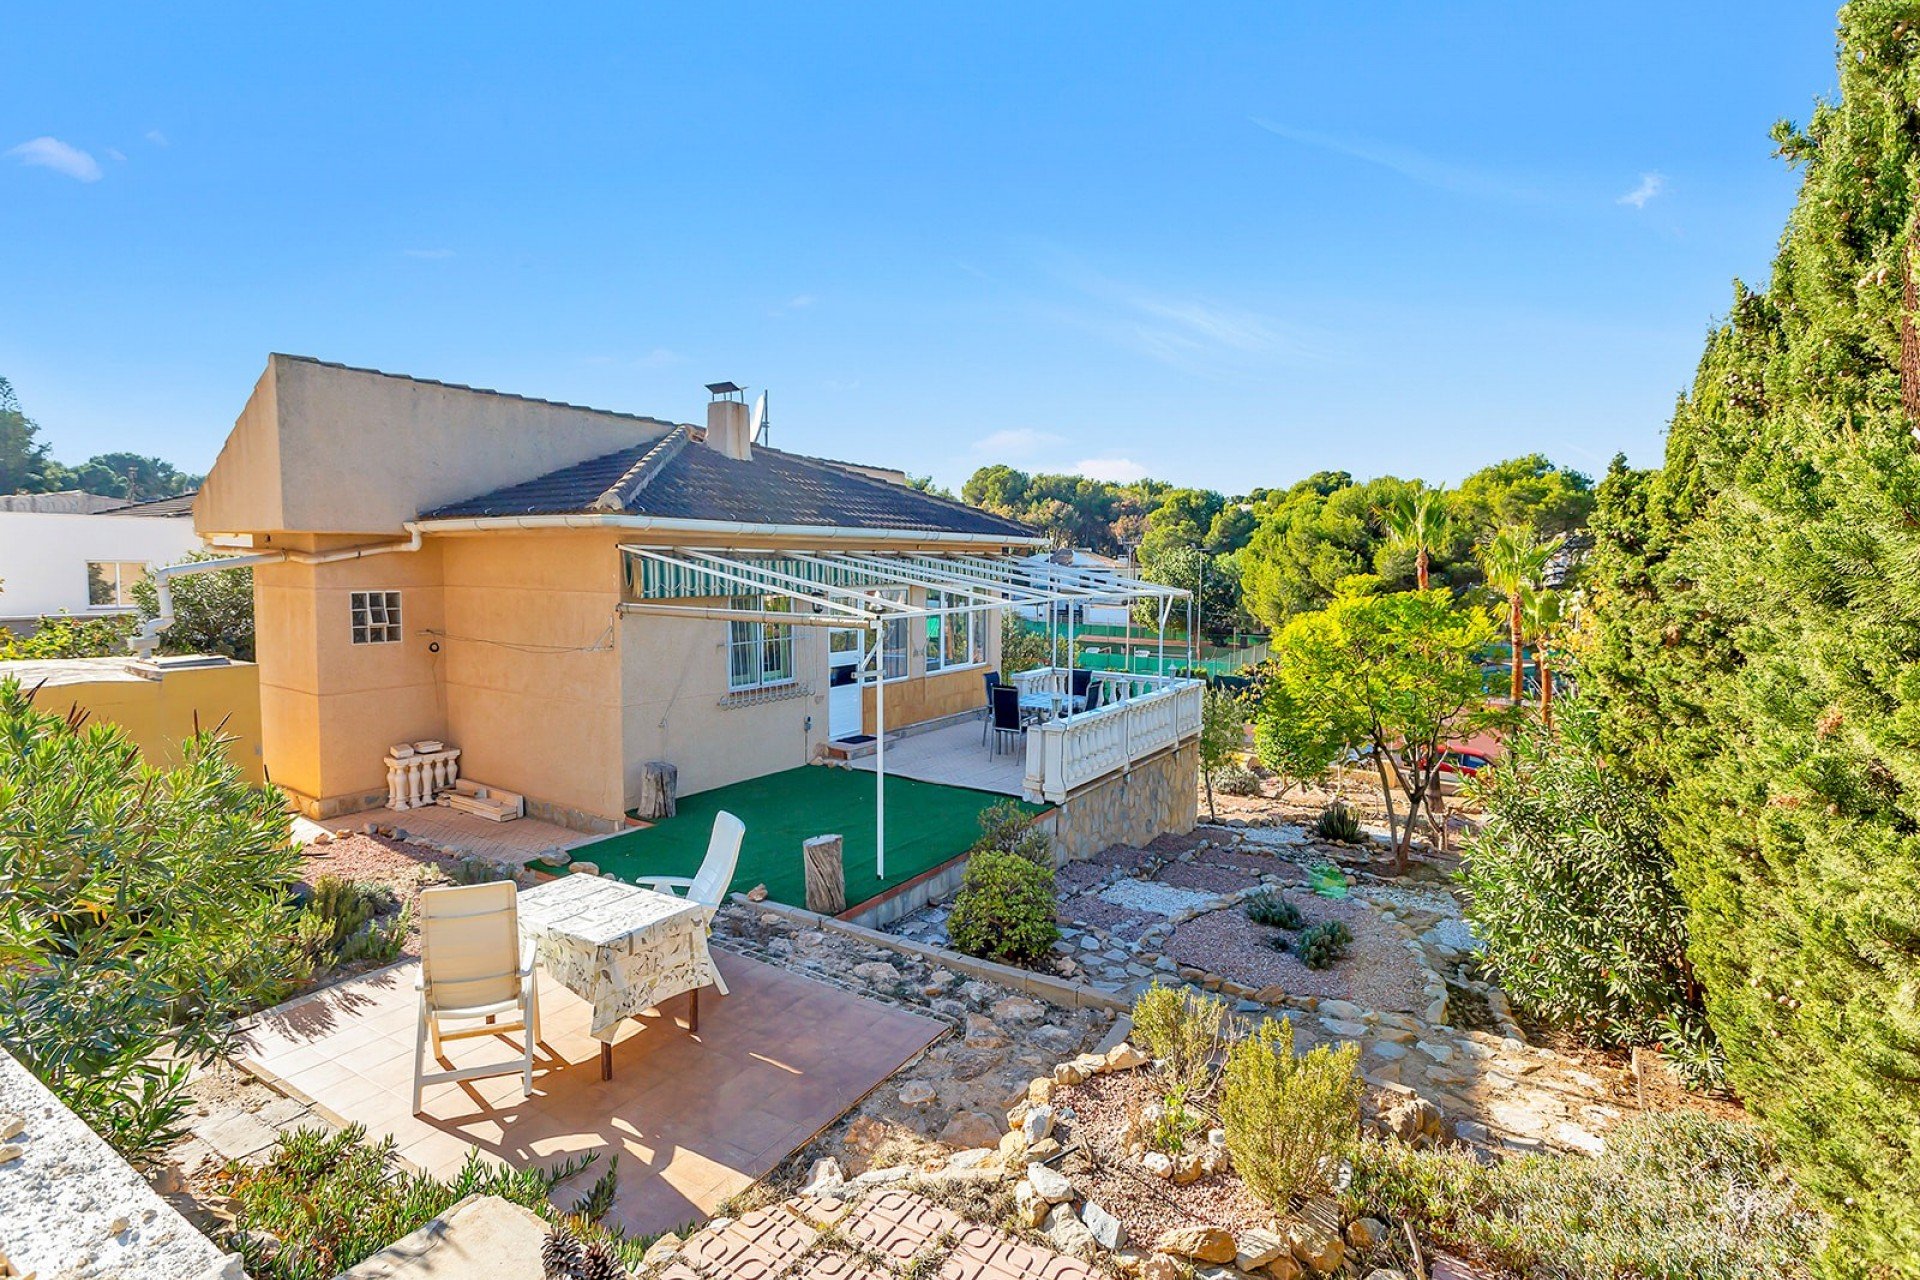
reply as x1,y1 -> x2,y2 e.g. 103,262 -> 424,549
132,523 -> 427,656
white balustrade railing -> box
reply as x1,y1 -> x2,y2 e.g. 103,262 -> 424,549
1017,667 -> 1203,803
385,747 -> 461,811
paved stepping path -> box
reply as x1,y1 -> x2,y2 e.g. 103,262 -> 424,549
655,1190 -> 1094,1279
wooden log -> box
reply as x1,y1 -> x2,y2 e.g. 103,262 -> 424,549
803,834 -> 846,916
638,761 -> 678,821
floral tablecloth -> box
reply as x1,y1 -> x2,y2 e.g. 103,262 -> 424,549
518,874 -> 712,1041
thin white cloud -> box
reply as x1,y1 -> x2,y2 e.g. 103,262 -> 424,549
635,347 -> 685,368
1250,117 -> 1541,203
1617,172 -> 1665,209
786,293 -> 816,309
1043,258 -> 1325,371
1074,457 -> 1148,483
145,129 -> 169,147
6,137 -> 102,182
971,427 -> 1061,458
105,147 -> 127,163
403,247 -> 456,259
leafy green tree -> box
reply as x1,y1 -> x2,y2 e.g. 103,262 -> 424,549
1478,526 -> 1557,706
1452,453 -> 1595,539
0,614 -> 134,660
0,679 -> 303,1163
1571,6 -> 1920,1265
960,463 -> 1031,513
55,452 -> 201,501
1253,588 -> 1493,870
1520,585 -> 1567,727
1197,683 -> 1246,820
131,551 -> 256,661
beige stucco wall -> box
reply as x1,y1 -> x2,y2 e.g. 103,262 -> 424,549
197,356 -> 677,538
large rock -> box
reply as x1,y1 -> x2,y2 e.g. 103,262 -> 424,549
1155,1226 -> 1237,1264
1027,1162 -> 1075,1204
938,1111 -> 1003,1149
965,1014 -> 1010,1050
1105,1042 -> 1150,1070
1022,1104 -> 1055,1143
897,1081 -> 936,1109
1081,1199 -> 1126,1250
799,1157 -> 845,1197
1234,1227 -> 1287,1270
1377,1095 -> 1443,1145
1286,1221 -> 1345,1274
1043,1204 -> 1099,1258
851,961 -> 902,984
1345,1217 -> 1388,1250
1012,1180 -> 1048,1228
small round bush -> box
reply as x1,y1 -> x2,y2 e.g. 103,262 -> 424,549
1216,763 -> 1264,797
1295,920 -> 1353,969
948,849 -> 1060,966
1245,890 -> 1304,930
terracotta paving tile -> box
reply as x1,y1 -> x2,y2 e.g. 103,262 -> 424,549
841,1190 -> 965,1265
795,1250 -> 895,1280
235,950 -> 941,1235
678,1205 -> 818,1279
941,1221 -> 1097,1280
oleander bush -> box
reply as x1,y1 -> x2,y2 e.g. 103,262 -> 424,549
0,678 -> 304,1165
1220,1015 -> 1361,1210
947,849 -> 1059,965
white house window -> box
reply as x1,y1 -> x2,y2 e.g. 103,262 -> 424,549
926,589 -> 982,672
879,588 -> 909,679
350,590 -> 404,644
728,595 -> 794,691
86,561 -> 147,609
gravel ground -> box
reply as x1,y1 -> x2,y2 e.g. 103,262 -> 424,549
1099,878 -> 1219,916
297,834 -> 465,961
1152,862 -> 1261,895
1056,859 -> 1125,895
1162,893 -> 1430,1013
1054,1070 -> 1273,1245
1363,884 -> 1464,917
1056,892 -> 1155,935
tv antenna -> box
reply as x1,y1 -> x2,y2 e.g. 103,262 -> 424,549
750,391 -> 770,447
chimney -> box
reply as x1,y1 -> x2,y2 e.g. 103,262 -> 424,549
704,381 -> 751,461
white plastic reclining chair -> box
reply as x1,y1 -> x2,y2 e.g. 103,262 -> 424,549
411,881 -> 541,1113
635,810 -> 744,997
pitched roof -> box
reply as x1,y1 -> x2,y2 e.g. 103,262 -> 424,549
422,432 -> 1037,540
98,490 -> 198,518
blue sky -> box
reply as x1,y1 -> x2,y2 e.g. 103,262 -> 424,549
2,4 -> 1837,495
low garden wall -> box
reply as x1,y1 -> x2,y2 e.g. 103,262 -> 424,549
1045,739 -> 1199,861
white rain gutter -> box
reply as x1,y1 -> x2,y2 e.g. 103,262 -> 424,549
410,511 -> 1047,548
131,523 -> 428,656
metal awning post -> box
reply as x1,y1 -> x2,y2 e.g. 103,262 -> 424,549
871,617 -> 886,881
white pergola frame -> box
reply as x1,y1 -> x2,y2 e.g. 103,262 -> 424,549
615,545 -> 1192,886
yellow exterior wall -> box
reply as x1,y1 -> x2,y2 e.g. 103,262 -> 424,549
23,663 -> 266,784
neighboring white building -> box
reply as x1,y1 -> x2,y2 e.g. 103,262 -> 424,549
0,491 -> 210,631
1016,549 -> 1136,627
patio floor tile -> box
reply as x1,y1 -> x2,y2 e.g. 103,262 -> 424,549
236,949 -> 943,1235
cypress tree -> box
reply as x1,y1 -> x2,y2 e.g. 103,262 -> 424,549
1580,6 -> 1920,1270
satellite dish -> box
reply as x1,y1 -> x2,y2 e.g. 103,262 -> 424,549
750,391 -> 769,445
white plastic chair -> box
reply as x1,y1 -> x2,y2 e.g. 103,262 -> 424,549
410,881 -> 541,1113
635,810 -> 744,996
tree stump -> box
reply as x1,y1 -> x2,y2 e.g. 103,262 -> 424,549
803,834 -> 846,916
638,761 -> 678,821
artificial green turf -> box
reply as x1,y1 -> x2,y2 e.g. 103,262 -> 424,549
550,766 -> 1046,912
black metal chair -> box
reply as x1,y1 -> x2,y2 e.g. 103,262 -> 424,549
1069,667 -> 1093,713
981,671 -> 1002,744
1082,679 -> 1104,714
988,684 -> 1024,757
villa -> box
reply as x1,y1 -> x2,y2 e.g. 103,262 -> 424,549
182,356 -> 1204,909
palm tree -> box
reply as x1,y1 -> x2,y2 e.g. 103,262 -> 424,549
1478,527 -> 1559,705
1521,585 -> 1566,727
1383,487 -> 1453,591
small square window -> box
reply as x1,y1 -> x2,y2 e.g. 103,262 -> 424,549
350,590 -> 403,644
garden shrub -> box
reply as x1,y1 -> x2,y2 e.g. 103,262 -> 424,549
1311,801 -> 1363,843
947,849 -> 1058,965
0,678 -> 304,1164
296,877 -> 410,975
218,1124 -> 640,1280
1244,890 -> 1303,930
969,798 -> 1051,865
1341,1112 -> 1825,1280
1215,762 -> 1263,796
1130,984 -> 1227,1094
1460,700 -> 1704,1052
0,613 -> 134,659
1294,920 -> 1352,970
1219,1016 -> 1361,1210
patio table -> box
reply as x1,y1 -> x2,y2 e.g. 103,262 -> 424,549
517,874 -> 713,1080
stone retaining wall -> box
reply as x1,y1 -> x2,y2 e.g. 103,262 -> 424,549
1045,740 -> 1198,861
